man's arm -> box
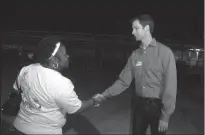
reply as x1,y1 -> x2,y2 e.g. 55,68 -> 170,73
161,49 -> 177,122
101,56 -> 134,99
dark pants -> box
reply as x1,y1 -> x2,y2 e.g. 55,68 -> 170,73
132,97 -> 166,135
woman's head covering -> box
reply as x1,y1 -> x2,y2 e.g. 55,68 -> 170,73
35,36 -> 62,63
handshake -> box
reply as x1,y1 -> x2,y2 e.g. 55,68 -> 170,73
92,93 -> 107,107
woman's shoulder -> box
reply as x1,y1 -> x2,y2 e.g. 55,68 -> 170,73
44,69 -> 73,86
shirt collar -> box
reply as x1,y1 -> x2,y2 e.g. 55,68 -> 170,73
140,38 -> 157,49
150,38 -> 157,47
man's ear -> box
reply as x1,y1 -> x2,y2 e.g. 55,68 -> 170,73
144,25 -> 150,32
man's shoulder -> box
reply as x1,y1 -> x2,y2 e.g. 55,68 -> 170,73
156,40 -> 172,53
156,40 -> 170,49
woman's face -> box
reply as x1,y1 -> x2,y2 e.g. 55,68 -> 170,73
57,45 -> 69,70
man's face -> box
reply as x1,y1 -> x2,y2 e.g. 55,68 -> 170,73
132,20 -> 146,41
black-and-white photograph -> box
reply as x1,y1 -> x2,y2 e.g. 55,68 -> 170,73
1,1 -> 204,134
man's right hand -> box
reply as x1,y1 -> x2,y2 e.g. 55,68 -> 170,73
92,94 -> 107,106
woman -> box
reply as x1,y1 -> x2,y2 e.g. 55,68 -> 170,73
11,36 -> 99,134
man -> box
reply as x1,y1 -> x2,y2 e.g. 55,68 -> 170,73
96,14 -> 177,135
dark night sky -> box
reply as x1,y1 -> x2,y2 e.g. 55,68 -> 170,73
2,1 -> 204,40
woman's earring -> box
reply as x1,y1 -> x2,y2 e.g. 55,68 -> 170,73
53,62 -> 59,69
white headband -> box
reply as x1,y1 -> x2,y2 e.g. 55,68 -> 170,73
48,42 -> 61,59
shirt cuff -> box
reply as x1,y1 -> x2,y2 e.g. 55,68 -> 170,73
101,90 -> 112,99
160,110 -> 171,122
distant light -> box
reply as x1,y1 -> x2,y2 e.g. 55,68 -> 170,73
18,52 -> 22,56
195,49 -> 201,52
28,53 -> 34,59
188,48 -> 203,52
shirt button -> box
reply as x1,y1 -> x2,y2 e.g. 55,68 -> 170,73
142,86 -> 146,89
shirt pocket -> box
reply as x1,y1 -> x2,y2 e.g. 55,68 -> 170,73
147,58 -> 162,82
148,57 -> 162,72
131,58 -> 143,77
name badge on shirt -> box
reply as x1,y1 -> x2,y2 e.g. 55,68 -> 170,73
136,61 -> 142,66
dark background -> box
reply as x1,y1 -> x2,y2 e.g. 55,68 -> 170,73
2,1 -> 204,41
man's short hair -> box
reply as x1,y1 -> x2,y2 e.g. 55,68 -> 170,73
130,14 -> 154,34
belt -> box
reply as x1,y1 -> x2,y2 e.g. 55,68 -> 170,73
138,96 -> 162,104
140,97 -> 161,101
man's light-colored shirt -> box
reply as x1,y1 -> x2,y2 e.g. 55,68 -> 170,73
13,63 -> 82,134
102,38 -> 177,122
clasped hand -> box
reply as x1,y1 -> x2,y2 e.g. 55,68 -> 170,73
92,93 -> 106,107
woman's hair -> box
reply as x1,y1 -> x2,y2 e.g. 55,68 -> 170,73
35,35 -> 62,64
